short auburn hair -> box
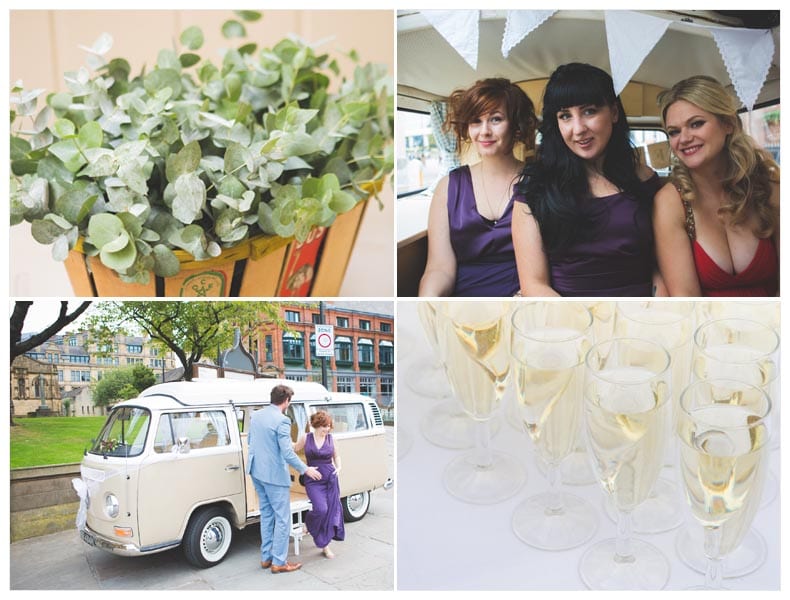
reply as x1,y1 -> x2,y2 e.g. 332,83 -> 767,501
310,410 -> 333,429
445,77 -> 537,150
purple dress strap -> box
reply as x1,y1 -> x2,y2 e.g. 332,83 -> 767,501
447,165 -> 520,296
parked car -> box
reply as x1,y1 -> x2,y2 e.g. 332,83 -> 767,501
74,378 -> 392,568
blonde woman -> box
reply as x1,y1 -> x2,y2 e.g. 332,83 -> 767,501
654,75 -> 779,296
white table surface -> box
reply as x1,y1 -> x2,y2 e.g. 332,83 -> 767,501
395,300 -> 781,591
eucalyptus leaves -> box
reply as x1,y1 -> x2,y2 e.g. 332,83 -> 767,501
10,12 -> 393,283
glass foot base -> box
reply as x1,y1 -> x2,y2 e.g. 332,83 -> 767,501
603,476 -> 683,533
675,526 -> 767,578
421,401 -> 500,449
443,449 -> 525,504
512,492 -> 597,550
580,537 -> 669,590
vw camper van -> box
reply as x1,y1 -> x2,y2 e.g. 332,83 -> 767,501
74,378 -> 392,568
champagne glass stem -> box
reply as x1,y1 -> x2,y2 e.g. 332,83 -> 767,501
615,509 -> 636,564
474,419 -> 493,469
703,526 -> 725,589
545,462 -> 564,514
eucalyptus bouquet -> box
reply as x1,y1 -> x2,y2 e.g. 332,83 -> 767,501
10,12 -> 393,283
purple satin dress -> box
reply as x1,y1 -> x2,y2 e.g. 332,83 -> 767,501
535,174 -> 660,296
303,432 -> 345,549
447,165 -> 520,296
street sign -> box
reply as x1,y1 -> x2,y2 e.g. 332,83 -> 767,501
314,324 -> 335,357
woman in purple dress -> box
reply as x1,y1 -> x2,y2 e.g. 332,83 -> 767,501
512,63 -> 660,296
295,411 -> 344,558
418,78 -> 537,296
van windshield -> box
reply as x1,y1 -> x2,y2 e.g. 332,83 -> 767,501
89,406 -> 150,458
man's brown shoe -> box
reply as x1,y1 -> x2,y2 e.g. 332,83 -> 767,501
260,560 -> 272,569
271,561 -> 302,574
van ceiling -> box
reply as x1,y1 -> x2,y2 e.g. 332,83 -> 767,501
397,10 -> 780,109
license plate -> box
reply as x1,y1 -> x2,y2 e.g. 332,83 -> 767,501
80,529 -> 97,547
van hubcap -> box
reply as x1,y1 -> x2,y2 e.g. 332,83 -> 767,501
203,521 -> 225,554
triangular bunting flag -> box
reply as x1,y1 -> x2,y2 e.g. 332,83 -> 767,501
501,10 -> 557,58
604,11 -> 671,96
421,10 -> 480,71
709,27 -> 774,111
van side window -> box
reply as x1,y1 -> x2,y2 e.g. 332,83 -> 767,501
286,404 -> 308,442
313,404 -> 368,433
153,411 -> 231,453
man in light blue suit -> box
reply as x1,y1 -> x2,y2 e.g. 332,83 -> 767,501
247,384 -> 321,573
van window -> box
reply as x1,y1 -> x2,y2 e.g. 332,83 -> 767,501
286,403 -> 308,442
153,410 -> 231,453
89,406 -> 150,457
314,404 -> 368,433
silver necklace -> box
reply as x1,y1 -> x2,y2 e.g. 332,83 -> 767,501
480,165 -> 516,224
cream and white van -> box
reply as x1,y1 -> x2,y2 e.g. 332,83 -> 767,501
74,378 -> 392,568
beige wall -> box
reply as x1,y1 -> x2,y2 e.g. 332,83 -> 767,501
9,10 -> 395,297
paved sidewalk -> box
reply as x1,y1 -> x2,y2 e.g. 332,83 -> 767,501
10,428 -> 394,591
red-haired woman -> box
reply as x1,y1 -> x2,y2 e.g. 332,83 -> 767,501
294,410 -> 344,558
419,78 -> 537,296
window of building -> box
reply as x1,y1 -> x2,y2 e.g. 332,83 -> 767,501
69,336 -> 78,346
17,378 -> 26,399
311,313 -> 321,324
287,375 -> 306,382
265,335 -> 273,361
379,340 -> 394,365
127,344 -> 143,353
335,337 -> 353,363
58,371 -> 63,382
380,322 -> 392,333
381,376 -> 393,397
359,376 -> 376,396
282,332 -> 304,360
357,338 -> 374,364
360,319 -> 371,330
336,375 -> 355,393
336,316 -> 349,328
33,376 -> 46,398
285,310 -> 301,323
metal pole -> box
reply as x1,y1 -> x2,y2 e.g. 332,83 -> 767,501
319,301 -> 328,388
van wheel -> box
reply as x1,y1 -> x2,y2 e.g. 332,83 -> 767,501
183,506 -> 233,568
341,491 -> 370,522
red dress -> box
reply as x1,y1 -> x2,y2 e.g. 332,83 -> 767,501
693,237 -> 778,297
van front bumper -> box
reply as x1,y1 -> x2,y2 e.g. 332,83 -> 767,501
79,525 -> 179,557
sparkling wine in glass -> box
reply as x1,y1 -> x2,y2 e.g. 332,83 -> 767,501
580,337 -> 672,590
608,300 -> 694,533
509,302 -> 598,550
677,378 -> 771,589
676,316 -> 779,576
416,300 -> 477,449
436,301 -> 526,504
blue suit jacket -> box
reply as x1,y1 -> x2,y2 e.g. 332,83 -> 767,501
246,403 -> 308,487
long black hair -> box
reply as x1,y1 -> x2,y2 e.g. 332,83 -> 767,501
519,63 -> 642,253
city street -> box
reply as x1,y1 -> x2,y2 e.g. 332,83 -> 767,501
10,428 -> 394,591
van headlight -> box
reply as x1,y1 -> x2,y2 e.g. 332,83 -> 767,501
104,493 -> 120,518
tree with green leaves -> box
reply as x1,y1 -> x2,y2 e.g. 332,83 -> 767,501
85,301 -> 283,381
93,364 -> 158,407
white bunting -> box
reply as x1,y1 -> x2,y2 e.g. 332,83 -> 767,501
708,26 -> 775,111
502,10 -> 557,58
421,10 -> 480,70
604,11 -> 671,97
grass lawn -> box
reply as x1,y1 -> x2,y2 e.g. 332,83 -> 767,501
10,416 -> 107,469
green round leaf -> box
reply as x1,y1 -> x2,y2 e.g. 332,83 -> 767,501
180,25 -> 204,51
235,10 -> 261,22
179,53 -> 201,68
221,20 -> 246,39
78,121 -> 103,149
52,118 -> 76,138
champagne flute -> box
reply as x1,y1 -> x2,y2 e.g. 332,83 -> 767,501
676,316 -> 779,577
436,301 -> 525,504
677,378 -> 771,589
416,301 -> 477,449
509,302 -> 598,550
609,300 -> 694,533
580,337 -> 672,589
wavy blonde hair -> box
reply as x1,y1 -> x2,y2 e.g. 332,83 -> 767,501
658,75 -> 779,236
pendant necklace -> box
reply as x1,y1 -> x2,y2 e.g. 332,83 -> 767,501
480,165 -> 515,224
